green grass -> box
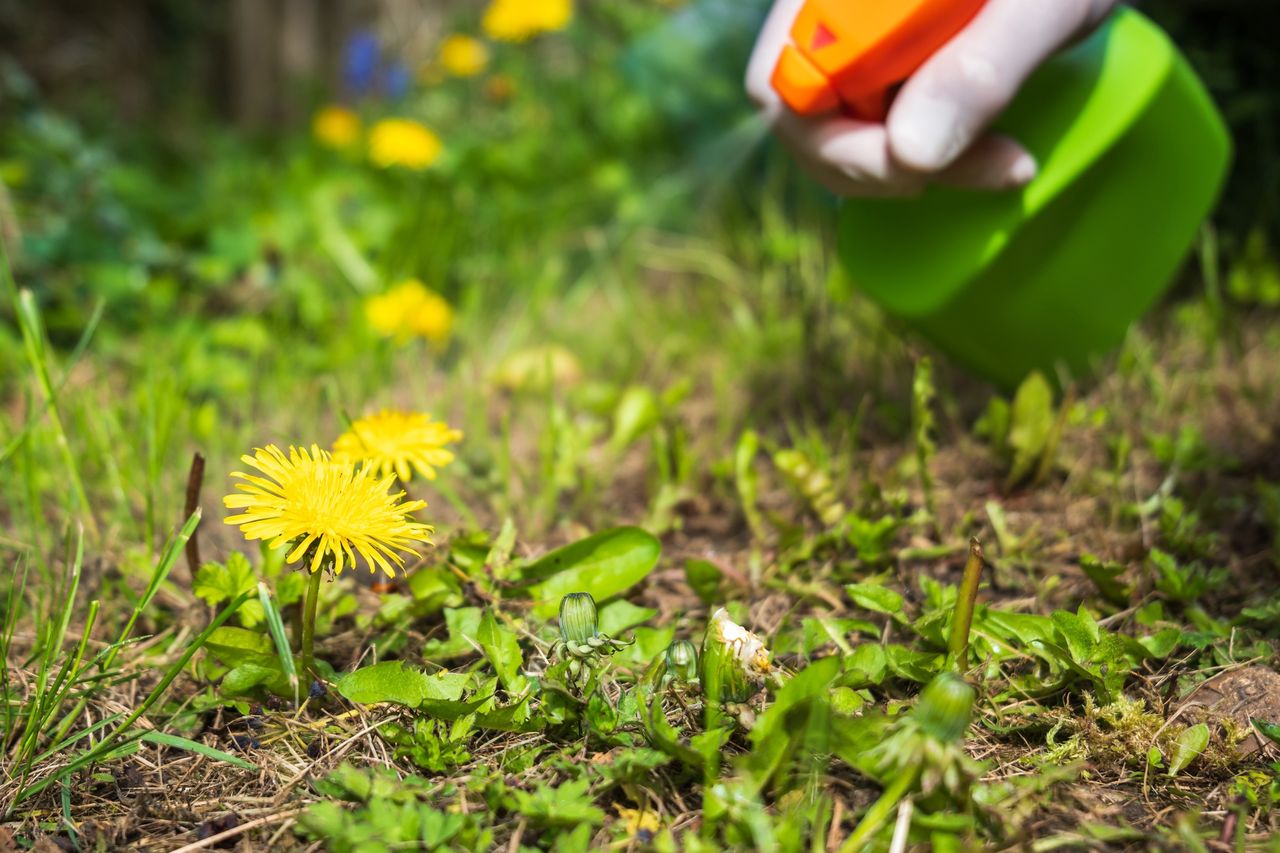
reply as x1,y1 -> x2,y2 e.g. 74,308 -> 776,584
3,3 -> 1280,851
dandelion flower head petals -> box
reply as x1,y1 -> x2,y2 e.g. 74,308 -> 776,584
439,34 -> 490,78
615,805 -> 660,842
482,0 -> 573,42
368,118 -> 443,170
711,608 -> 772,675
364,279 -> 454,345
312,105 -> 361,149
333,409 -> 463,482
223,444 -> 432,577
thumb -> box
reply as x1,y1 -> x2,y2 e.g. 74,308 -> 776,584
887,0 -> 1116,172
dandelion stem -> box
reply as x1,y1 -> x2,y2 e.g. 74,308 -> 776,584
947,538 -> 985,671
839,767 -> 919,853
301,567 -> 323,676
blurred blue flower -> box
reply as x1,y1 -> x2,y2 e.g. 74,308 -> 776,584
384,63 -> 411,101
344,29 -> 380,95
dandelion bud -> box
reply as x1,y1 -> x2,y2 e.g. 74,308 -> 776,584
913,672 -> 975,744
558,592 -> 600,645
701,608 -> 770,704
664,640 -> 698,682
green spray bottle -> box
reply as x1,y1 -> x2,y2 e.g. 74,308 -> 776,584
772,1 -> 1231,389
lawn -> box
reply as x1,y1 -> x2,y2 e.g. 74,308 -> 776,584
3,1 -> 1280,851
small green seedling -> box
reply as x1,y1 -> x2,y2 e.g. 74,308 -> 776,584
975,371 -> 1073,491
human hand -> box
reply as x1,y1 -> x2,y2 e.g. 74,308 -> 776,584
745,0 -> 1118,197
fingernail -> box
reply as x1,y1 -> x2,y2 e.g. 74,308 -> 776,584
890,96 -> 967,171
1006,152 -> 1038,186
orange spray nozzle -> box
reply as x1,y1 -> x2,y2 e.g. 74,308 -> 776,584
770,0 -> 988,122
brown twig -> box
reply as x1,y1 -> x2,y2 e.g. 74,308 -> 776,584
506,818 -> 526,853
1217,807 -> 1238,848
169,806 -> 307,853
825,798 -> 844,852
184,452 -> 205,575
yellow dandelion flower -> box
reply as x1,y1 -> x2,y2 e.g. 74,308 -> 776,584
334,410 -> 463,482
439,34 -> 490,78
367,118 -> 443,170
364,279 -> 454,345
223,444 -> 432,578
482,0 -> 573,42
614,805 -> 661,841
312,105 -> 361,149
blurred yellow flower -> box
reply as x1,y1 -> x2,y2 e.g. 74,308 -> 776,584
334,410 -> 462,482
368,118 -> 443,170
614,805 -> 660,841
439,34 -> 490,78
482,0 -> 573,42
365,279 -> 455,345
223,445 -> 432,577
312,105 -> 361,149
491,344 -> 581,392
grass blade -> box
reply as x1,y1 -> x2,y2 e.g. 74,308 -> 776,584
30,713 -> 126,766
102,508 -> 201,674
10,588 -> 252,809
257,581 -> 299,702
141,732 -> 257,772
0,297 -> 104,469
8,279 -> 97,535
